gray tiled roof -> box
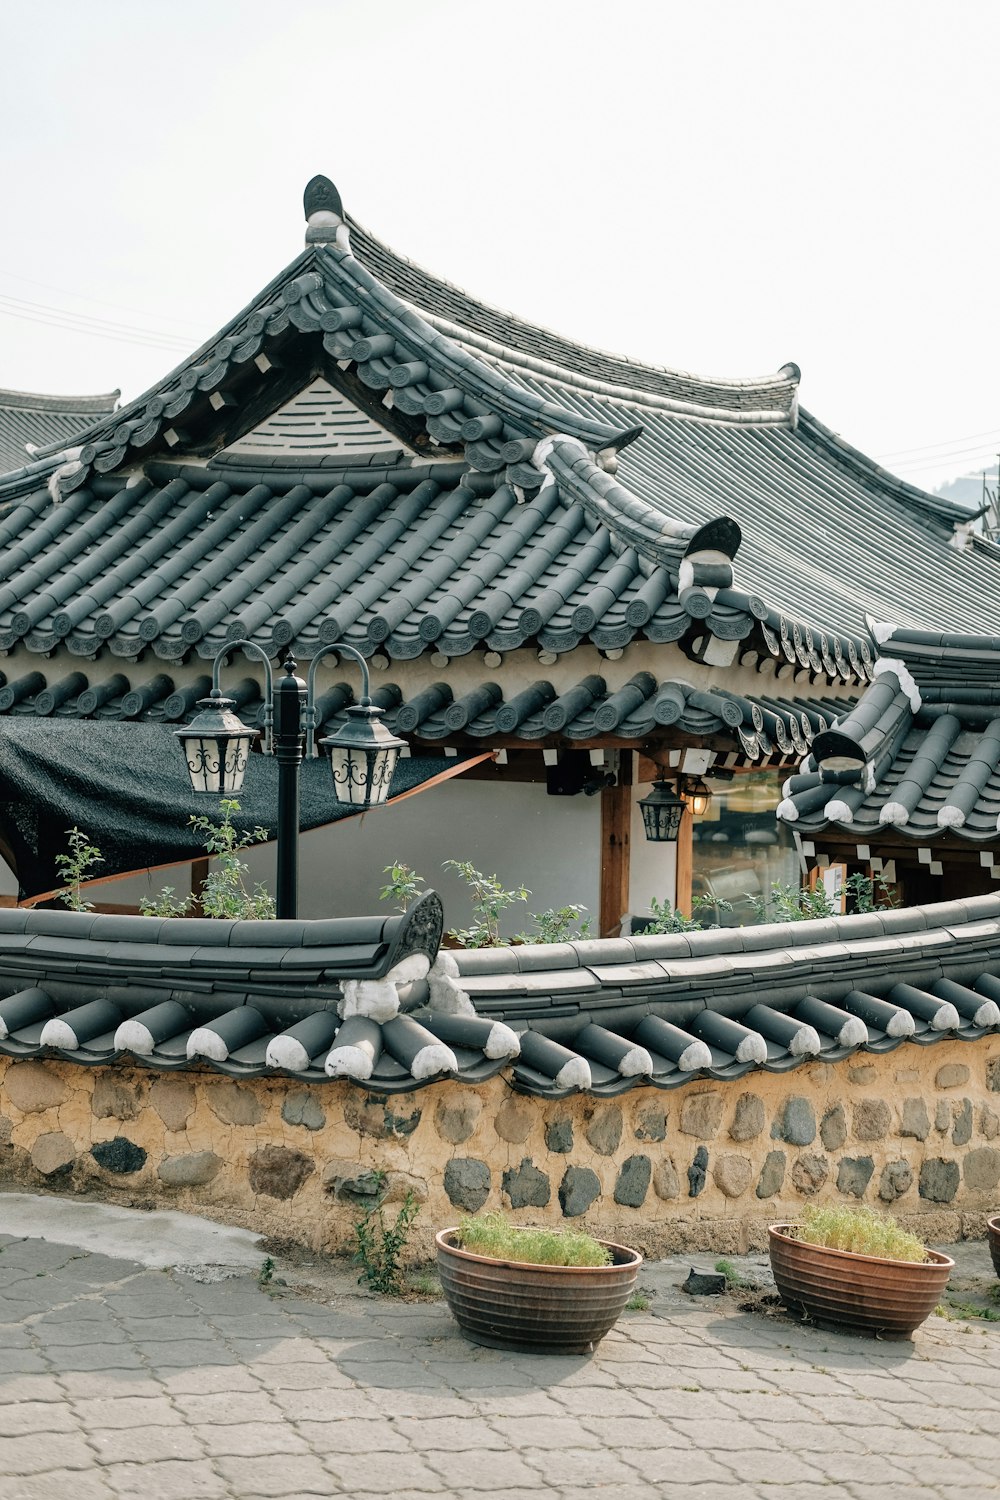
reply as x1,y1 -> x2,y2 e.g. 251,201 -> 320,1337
1,893 -> 997,1096
0,653 -> 850,765
0,387 -> 119,476
0,176 -> 993,682
778,624 -> 1000,842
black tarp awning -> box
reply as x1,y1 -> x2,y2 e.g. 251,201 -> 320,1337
0,722 -> 487,901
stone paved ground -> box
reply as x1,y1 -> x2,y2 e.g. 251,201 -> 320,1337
1,1221 -> 1000,1499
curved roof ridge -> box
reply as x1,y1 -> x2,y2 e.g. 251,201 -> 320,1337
345,213 -> 799,417
799,408 -> 976,528
414,305 -> 795,426
0,388 -> 120,413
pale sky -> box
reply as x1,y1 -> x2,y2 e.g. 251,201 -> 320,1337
2,0 -> 998,493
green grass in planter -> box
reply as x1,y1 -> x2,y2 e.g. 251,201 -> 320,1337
792,1204 -> 927,1263
456,1212 -> 612,1267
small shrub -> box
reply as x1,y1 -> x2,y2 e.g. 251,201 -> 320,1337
443,860 -> 530,947
791,1204 -> 927,1263
380,862 -> 425,912
55,827 -> 104,911
625,1291 -> 650,1312
191,799 -> 275,920
353,1180 -> 420,1296
517,904 -> 592,944
455,1212 -> 611,1268
139,886 -> 193,918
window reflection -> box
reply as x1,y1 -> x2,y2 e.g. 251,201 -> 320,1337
691,771 -> 799,926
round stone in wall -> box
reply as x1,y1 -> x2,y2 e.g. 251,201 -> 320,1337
836,1156 -> 874,1198
207,1083 -> 265,1127
558,1166 -> 601,1217
443,1157 -> 491,1213
713,1154 -> 753,1199
756,1150 -> 786,1200
494,1097 -> 534,1145
919,1158 -> 961,1203
502,1158 -> 550,1209
31,1132 -> 75,1177
614,1155 -> 652,1208
900,1098 -> 931,1141
92,1075 -> 142,1122
952,1100 -> 973,1146
281,1090 -> 326,1132
963,1147 -> 1000,1192
247,1145 -> 314,1200
150,1078 -> 196,1132
633,1104 -> 667,1143
878,1160 -> 913,1203
91,1137 -> 147,1175
158,1151 -> 222,1188
680,1091 -> 723,1140
819,1103 -> 847,1151
584,1105 -> 623,1156
852,1100 -> 891,1142
791,1153 -> 829,1196
772,1097 -> 816,1147
652,1159 -> 680,1200
434,1094 -> 482,1145
544,1117 -> 574,1154
5,1062 -> 67,1114
936,1064 -> 970,1089
729,1093 -> 765,1142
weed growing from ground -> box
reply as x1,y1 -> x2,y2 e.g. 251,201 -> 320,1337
353,1181 -> 420,1296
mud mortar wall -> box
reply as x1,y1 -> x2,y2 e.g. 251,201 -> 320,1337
2,1038 -> 1000,1258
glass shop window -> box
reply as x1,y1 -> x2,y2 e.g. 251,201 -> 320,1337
691,770 -> 800,926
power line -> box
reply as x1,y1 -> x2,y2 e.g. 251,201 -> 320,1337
0,302 -> 192,355
0,291 -> 192,348
875,426 -> 1000,462
0,267 -> 206,332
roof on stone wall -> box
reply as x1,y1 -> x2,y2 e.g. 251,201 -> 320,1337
777,624 -> 1000,845
1,893 -> 998,1097
0,387 -> 119,476
0,176 -> 993,695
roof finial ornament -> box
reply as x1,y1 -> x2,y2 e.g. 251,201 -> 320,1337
303,175 -> 350,251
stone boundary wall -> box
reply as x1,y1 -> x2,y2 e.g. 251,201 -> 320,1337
3,1037 -> 1000,1258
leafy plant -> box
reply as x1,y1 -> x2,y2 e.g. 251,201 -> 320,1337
258,1256 -> 275,1286
443,860 -> 530,947
353,1178 -> 420,1296
714,1257 -> 748,1289
625,1291 -> 650,1312
380,862 -> 425,912
190,799 -> 275,920
791,1204 -> 927,1263
516,904 -> 592,944
845,871 -> 898,913
455,1212 -> 611,1268
55,827 -> 104,911
637,892 -> 731,935
746,881 -> 835,923
139,885 -> 193,918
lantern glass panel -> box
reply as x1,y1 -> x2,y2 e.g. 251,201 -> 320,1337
180,730 -> 253,795
328,743 -> 400,807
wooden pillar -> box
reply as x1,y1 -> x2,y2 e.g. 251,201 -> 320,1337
675,807 -> 693,917
190,858 -> 210,918
599,753 -> 632,937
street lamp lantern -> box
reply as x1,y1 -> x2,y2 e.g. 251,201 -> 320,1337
175,638 -> 408,918
321,703 -> 406,808
638,779 -> 687,843
173,692 -> 259,795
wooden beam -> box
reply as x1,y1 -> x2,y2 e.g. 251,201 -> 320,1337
599,755 -> 632,937
675,807 -> 693,917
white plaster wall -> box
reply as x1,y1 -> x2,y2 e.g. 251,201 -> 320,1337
238,777 -> 603,932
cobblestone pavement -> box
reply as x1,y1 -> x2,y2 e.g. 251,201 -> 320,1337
1,1220 -> 1000,1500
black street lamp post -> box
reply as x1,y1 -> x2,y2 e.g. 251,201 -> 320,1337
174,640 -> 406,919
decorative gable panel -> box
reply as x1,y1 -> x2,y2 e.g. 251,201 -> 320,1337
223,377 -> 411,459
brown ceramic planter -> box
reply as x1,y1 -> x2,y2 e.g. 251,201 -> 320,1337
435,1228 -> 642,1354
987,1215 -> 1000,1277
769,1224 -> 953,1336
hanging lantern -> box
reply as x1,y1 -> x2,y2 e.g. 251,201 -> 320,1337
319,703 -> 407,808
174,693 -> 259,794
684,776 -> 712,817
638,779 -> 687,842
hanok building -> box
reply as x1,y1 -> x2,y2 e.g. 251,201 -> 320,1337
0,386 -> 119,477
0,177 -> 997,929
